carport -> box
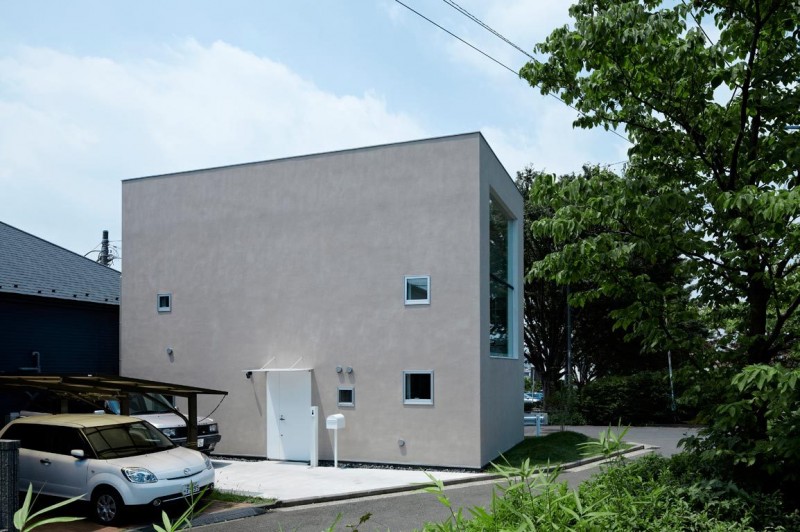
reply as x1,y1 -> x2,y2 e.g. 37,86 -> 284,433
0,374 -> 227,449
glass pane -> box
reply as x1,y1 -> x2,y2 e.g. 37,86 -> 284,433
405,373 -> 432,400
406,278 -> 428,301
338,388 -> 354,405
489,198 -> 511,356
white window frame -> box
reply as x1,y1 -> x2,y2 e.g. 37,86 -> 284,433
489,192 -> 519,360
403,370 -> 434,405
337,386 -> 355,407
157,293 -> 172,313
404,275 -> 431,305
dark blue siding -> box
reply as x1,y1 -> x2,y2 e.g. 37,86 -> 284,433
0,294 -> 119,375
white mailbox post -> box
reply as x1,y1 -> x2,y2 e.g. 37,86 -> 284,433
310,406 -> 319,468
326,414 -> 345,468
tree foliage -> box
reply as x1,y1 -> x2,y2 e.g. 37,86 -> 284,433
520,0 -> 800,366
517,168 -> 669,401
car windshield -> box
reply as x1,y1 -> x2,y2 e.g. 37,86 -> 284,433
106,393 -> 175,415
83,420 -> 175,458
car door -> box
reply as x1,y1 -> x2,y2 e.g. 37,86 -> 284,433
0,424 -> 44,492
41,426 -> 91,498
3,423 -> 90,498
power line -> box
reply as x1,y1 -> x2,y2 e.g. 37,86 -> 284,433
393,0 -> 517,75
393,0 -> 631,145
441,0 -> 535,61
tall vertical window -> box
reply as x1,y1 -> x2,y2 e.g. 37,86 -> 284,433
489,196 -> 514,357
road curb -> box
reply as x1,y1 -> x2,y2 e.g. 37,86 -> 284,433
191,442 -> 651,526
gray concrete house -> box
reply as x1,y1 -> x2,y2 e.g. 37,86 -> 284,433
120,132 -> 523,468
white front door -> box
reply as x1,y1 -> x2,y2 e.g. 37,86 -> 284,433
266,371 -> 311,461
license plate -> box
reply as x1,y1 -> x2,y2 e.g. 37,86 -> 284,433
197,438 -> 204,448
182,483 -> 201,496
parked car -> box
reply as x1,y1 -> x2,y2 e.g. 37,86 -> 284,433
524,392 -> 543,410
0,413 -> 215,525
105,393 -> 221,454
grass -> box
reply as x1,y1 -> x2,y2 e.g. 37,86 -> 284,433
495,431 -> 597,469
208,490 -> 275,505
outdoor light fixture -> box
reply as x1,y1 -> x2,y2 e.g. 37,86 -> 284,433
245,371 -> 253,379
166,347 -> 174,356
346,367 -> 353,374
398,439 -> 406,447
335,366 -> 343,373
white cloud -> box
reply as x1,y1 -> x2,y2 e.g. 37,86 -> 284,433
0,40 -> 428,258
482,102 -> 629,177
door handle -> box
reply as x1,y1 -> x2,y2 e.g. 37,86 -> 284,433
279,415 -> 285,421
40,459 -> 51,465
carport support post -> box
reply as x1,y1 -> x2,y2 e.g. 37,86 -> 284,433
188,395 -> 198,450
0,439 -> 20,531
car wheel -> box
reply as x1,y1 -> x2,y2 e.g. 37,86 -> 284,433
92,487 -> 124,525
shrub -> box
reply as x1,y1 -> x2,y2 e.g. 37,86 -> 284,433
681,364 -> 800,510
579,371 -> 675,425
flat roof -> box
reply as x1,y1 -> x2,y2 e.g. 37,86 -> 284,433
0,374 -> 227,399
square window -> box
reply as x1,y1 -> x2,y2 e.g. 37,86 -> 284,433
405,276 -> 430,305
338,387 -> 355,407
157,293 -> 172,313
403,371 -> 433,405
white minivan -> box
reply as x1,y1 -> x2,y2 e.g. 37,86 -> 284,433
0,413 -> 215,525
106,393 -> 221,453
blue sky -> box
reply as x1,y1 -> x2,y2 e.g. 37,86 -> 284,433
0,0 -> 627,263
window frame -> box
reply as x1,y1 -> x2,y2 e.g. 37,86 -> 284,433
337,386 -> 355,407
489,193 -> 519,359
403,370 -> 434,405
157,292 -> 172,313
404,275 -> 431,305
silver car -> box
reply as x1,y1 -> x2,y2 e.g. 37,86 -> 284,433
0,413 -> 215,525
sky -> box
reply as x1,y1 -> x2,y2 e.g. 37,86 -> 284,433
0,0 -> 628,265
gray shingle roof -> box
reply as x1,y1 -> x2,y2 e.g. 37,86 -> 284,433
0,222 -> 120,305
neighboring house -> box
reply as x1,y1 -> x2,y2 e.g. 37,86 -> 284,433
120,132 -> 523,468
0,222 -> 120,419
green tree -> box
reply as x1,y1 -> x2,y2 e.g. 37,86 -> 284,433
520,0 -> 800,367
517,168 -> 672,399
519,0 -> 800,494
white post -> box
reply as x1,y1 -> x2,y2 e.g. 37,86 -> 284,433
309,406 -> 318,468
333,429 -> 338,468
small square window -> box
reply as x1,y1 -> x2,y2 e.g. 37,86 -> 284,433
405,276 -> 430,305
338,387 -> 355,407
157,293 -> 172,313
403,371 -> 433,405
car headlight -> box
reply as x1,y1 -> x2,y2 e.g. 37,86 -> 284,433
208,424 -> 218,433
161,428 -> 177,438
203,454 -> 213,470
122,467 -> 158,483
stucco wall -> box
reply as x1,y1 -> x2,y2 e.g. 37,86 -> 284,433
478,138 -> 525,466
122,134 -> 514,467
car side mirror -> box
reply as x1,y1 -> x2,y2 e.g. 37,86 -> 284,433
70,449 -> 85,459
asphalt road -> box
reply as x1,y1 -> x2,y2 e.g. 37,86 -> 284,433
194,426 -> 695,532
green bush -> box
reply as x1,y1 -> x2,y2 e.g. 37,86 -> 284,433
579,371 -> 675,425
681,364 -> 800,507
545,388 -> 586,425
419,452 -> 795,531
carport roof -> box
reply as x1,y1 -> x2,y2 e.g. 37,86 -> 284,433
0,374 -> 227,399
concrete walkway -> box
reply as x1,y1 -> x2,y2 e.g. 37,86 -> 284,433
212,459 -> 487,505
211,425 -> 697,506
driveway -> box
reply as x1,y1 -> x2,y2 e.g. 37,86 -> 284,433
32,424 -> 696,531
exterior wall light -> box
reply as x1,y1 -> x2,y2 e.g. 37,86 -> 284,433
346,367 -> 353,374
335,366 -> 343,373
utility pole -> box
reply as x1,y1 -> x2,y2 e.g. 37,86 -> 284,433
99,230 -> 110,266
